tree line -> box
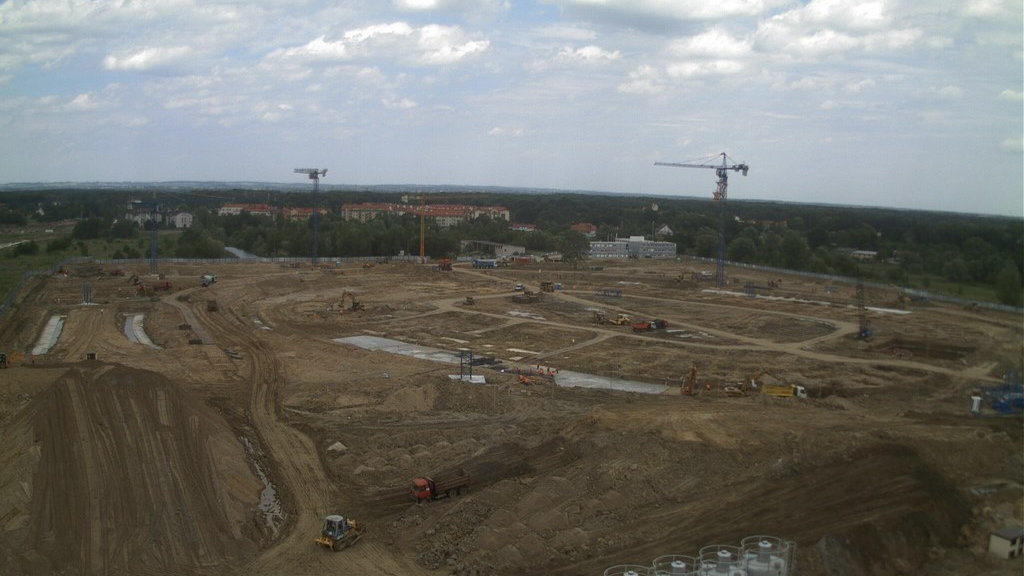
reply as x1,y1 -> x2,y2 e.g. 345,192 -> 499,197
0,187 -> 1020,306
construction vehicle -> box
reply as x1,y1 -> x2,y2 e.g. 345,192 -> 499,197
761,383 -> 807,399
632,319 -> 667,332
511,289 -> 540,304
464,296 -> 475,305
611,313 -> 631,326
411,469 -> 470,503
682,364 -> 697,396
207,300 -> 219,312
334,291 -> 364,313
314,515 -> 365,551
434,258 -> 453,271
723,384 -> 745,397
540,281 -> 555,292
592,311 -> 607,324
201,273 -> 216,287
518,367 -> 555,385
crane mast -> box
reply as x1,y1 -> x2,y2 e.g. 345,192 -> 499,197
655,153 -> 748,289
294,168 -> 327,267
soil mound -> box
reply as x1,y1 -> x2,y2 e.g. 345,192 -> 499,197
0,365 -> 261,576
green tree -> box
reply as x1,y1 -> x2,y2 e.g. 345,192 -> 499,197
994,262 -> 1022,307
727,237 -> 757,263
46,236 -> 73,253
72,217 -> 110,239
175,227 -> 224,258
558,230 -> 590,269
110,220 -> 139,239
943,258 -> 970,282
694,229 -> 718,258
780,230 -> 811,269
12,240 -> 39,256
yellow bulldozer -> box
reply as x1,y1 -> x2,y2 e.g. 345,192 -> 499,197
314,514 -> 365,552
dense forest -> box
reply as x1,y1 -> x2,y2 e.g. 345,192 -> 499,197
0,186 -> 1021,306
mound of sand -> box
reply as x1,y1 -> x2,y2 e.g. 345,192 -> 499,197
0,365 -> 262,576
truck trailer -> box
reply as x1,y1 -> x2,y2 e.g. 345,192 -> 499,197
760,383 -> 807,399
411,469 -> 470,502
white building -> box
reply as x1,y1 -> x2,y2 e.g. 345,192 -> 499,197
589,236 -> 676,259
170,212 -> 193,229
989,527 -> 1024,559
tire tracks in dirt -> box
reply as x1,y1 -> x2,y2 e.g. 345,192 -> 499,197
188,286 -> 427,575
444,268 -> 1000,382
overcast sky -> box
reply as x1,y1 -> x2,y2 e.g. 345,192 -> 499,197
1,0 -> 1021,216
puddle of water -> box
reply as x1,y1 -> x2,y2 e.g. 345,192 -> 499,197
239,436 -> 284,536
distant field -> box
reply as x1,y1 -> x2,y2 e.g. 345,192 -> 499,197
0,226 -> 181,310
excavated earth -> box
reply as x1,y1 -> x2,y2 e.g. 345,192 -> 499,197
0,259 -> 1021,576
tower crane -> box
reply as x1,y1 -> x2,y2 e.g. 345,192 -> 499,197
412,192 -> 489,264
655,152 -> 748,289
294,168 -> 327,267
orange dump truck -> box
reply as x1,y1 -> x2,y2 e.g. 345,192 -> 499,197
411,469 -> 470,502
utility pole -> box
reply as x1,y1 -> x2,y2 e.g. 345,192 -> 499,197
149,192 -> 159,275
294,168 -> 327,267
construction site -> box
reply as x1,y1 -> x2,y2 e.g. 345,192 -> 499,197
0,257 -> 1021,576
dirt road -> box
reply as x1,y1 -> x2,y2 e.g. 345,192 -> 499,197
0,259 -> 1020,576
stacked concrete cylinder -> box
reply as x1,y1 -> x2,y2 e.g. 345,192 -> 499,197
740,536 -> 792,576
697,545 -> 746,575
606,534 -> 794,576
651,554 -> 699,576
604,564 -> 651,576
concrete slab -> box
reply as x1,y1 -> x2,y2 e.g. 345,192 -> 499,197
32,315 -> 66,355
333,335 -> 667,395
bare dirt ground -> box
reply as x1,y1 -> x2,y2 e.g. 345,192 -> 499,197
0,259 -> 1021,576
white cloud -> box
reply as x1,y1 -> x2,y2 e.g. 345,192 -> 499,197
383,96 -> 417,109
395,0 -> 440,8
1000,137 -> 1023,152
417,24 -> 489,64
801,0 -> 890,31
998,89 -> 1023,101
488,126 -> 524,136
934,85 -> 963,99
103,46 -> 194,72
962,0 -> 1014,18
393,0 -> 508,12
666,59 -> 744,78
669,28 -> 751,58
272,37 -> 349,62
551,0 -> 774,21
617,64 -> 663,94
532,25 -> 598,42
344,22 -> 414,43
557,45 -> 621,62
845,78 -> 875,93
67,93 -> 101,111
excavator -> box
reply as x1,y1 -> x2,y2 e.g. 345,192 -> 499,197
314,514 -> 365,551
682,364 -> 697,396
333,291 -> 364,313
